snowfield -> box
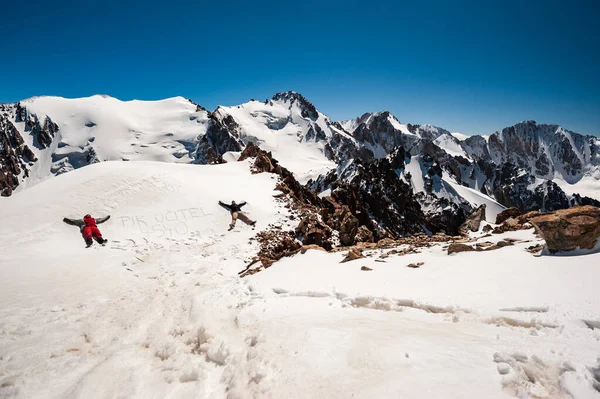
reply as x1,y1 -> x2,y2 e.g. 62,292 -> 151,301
1,160 -> 600,399
15,96 -> 209,190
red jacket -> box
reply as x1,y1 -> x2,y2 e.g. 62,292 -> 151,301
83,215 -> 97,227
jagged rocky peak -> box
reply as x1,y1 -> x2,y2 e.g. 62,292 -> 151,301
473,120 -> 597,179
271,91 -> 318,120
194,107 -> 243,164
341,111 -> 396,133
0,103 -> 44,196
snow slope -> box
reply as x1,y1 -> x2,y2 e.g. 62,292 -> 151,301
1,160 -> 599,398
443,172 -> 506,221
249,232 -> 600,399
15,95 -> 208,190
0,160 -> 290,398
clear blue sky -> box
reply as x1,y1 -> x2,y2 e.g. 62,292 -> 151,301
1,0 -> 598,136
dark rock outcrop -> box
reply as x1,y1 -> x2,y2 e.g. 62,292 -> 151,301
460,204 -> 486,233
496,207 -> 522,225
354,225 -> 374,243
195,112 -> 243,164
0,104 -> 40,196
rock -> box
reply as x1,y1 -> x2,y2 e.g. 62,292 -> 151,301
407,262 -> 424,268
354,225 -> 373,243
460,204 -> 486,233
300,244 -> 326,254
496,207 -> 522,224
247,230 -> 302,272
360,266 -> 372,271
196,114 -> 243,164
320,197 -> 359,246
447,243 -> 476,255
517,211 -> 547,224
529,206 -> 600,253
526,244 -> 544,254
295,214 -> 333,251
492,217 -> 526,234
482,224 -> 493,233
497,363 -> 511,375
341,248 -> 365,263
486,240 -> 515,251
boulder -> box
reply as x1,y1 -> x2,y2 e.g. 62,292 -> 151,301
528,206 -> 600,253
495,207 -> 522,224
341,248 -> 365,263
459,204 -> 486,233
447,243 -> 477,255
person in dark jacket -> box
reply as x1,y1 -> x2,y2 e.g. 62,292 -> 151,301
218,200 -> 256,230
63,214 -> 110,247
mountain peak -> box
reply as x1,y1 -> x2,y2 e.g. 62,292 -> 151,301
271,91 -> 318,119
271,91 -> 313,107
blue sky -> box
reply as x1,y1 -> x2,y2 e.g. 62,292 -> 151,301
0,0 -> 598,136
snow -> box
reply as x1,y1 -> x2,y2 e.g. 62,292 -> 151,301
529,174 -> 600,203
216,100 -> 337,184
443,172 -> 506,221
404,156 -> 426,193
339,118 -> 359,133
15,95 -> 208,190
451,132 -> 469,141
434,134 -> 470,158
387,114 -> 413,135
1,160 -> 599,398
249,231 -> 600,399
553,175 -> 600,202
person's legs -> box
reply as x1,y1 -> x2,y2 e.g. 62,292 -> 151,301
237,212 -> 255,225
91,227 -> 104,243
230,212 -> 238,228
82,226 -> 93,247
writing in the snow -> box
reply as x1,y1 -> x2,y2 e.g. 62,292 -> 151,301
118,208 -> 210,238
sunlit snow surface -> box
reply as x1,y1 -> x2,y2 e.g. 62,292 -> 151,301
0,160 -> 599,398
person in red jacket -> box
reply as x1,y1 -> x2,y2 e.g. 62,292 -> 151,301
63,214 -> 110,247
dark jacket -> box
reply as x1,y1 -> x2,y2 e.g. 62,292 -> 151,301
218,201 -> 246,213
64,215 -> 110,231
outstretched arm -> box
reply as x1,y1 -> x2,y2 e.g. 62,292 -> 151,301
63,218 -> 85,227
239,202 -> 247,208
96,215 -> 111,224
218,201 -> 231,211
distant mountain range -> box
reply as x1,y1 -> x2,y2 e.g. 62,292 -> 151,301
2,91 -> 599,235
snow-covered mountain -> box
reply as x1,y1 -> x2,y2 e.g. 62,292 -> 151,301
0,96 -> 209,195
2,91 -> 599,232
454,121 -> 600,211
